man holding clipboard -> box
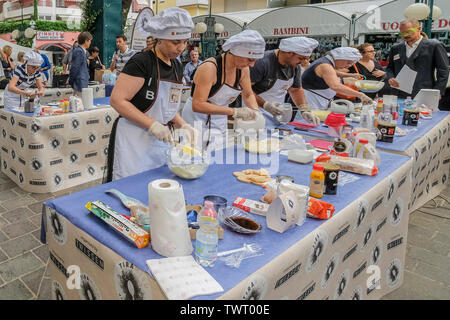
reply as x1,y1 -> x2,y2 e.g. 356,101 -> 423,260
386,19 -> 448,98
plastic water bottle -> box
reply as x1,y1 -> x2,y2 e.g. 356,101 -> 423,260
404,96 -> 414,112
195,201 -> 218,267
33,96 -> 41,117
360,105 -> 374,132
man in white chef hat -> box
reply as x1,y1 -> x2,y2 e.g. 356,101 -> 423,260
299,47 -> 373,111
249,36 -> 322,125
3,51 -> 45,109
181,29 -> 264,149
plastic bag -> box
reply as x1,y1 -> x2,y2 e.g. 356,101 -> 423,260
280,134 -> 307,151
218,243 -> 263,268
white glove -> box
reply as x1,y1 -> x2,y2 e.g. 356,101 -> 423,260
359,93 -> 373,105
148,121 -> 173,144
263,101 -> 284,116
179,123 -> 199,147
302,111 -> 321,126
233,107 -> 258,121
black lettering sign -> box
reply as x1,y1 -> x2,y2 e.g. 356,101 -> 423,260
18,158 -> 25,165
85,152 -> 98,158
297,282 -> 316,300
29,144 -> 44,150
50,252 -> 69,278
332,224 -> 350,244
0,115 -> 7,121
432,180 -> 439,187
421,146 -> 427,154
68,172 -> 82,179
353,261 -> 367,279
49,124 -> 64,130
86,119 -> 100,125
75,239 -> 104,270
343,244 -> 358,262
18,122 -> 27,129
68,138 -> 82,145
398,176 -> 407,189
367,279 -> 381,295
376,217 -> 387,232
9,135 -> 16,142
50,159 -> 63,166
10,168 -> 16,176
102,134 -> 110,139
274,263 -> 302,290
371,197 -> 384,212
29,180 -> 46,186
1,147 -> 8,153
387,237 -> 403,250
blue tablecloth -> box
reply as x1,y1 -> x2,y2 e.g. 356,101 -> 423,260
5,97 -> 111,117
41,145 -> 410,300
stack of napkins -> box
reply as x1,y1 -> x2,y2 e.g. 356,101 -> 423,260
146,256 -> 224,300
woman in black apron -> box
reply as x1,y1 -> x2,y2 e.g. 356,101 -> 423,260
106,8 -> 197,181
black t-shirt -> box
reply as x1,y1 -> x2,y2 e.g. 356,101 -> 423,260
121,50 -> 183,112
88,56 -> 102,81
250,50 -> 301,95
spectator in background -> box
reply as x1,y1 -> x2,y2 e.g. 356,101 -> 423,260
2,45 -> 15,80
387,19 -> 449,98
143,36 -> 154,51
110,35 -> 136,74
183,49 -> 202,86
17,52 -> 25,64
88,46 -> 105,81
69,32 -> 92,96
63,41 -> 78,74
300,56 -> 311,74
34,48 -> 52,87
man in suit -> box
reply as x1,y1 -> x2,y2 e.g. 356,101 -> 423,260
69,32 -> 92,96
387,19 -> 449,99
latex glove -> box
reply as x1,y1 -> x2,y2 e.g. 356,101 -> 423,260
302,111 -> 321,126
263,101 -> 284,116
148,121 -> 173,144
359,93 -> 373,105
233,107 -> 258,121
180,123 -> 199,147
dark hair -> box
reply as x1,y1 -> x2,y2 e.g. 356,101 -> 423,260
89,46 -> 99,54
146,36 -> 153,40
116,35 -> 127,42
78,32 -> 93,45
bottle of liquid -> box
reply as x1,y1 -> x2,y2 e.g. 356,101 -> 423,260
359,106 -> 374,132
198,200 -> 217,219
404,96 -> 414,111
64,98 -> 69,113
309,164 -> 325,199
59,99 -> 64,111
376,99 -> 383,114
195,201 -> 219,267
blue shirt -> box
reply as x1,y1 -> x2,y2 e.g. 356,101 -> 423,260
183,60 -> 202,85
40,53 -> 51,80
111,47 -> 136,73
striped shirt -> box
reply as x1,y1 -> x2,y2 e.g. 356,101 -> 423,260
112,47 -> 136,73
12,63 -> 42,90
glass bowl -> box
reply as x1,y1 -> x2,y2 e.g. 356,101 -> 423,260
217,206 -> 262,234
356,80 -> 385,93
166,146 -> 210,179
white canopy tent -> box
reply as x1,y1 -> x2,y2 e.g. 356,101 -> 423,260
192,14 -> 244,40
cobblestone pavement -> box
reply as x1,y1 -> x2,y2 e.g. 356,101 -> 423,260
0,169 -> 449,300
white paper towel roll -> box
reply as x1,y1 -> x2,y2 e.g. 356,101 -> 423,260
148,179 -> 193,257
82,87 -> 94,110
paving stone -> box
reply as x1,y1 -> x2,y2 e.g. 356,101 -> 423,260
404,255 -> 420,273
11,187 -> 31,197
1,234 -> 41,258
0,180 -> 19,192
414,260 -> 450,287
0,248 -> 8,263
0,216 -> 8,229
0,190 -> 19,201
29,193 -> 54,202
382,270 -> 450,300
0,252 -> 43,282
1,219 -> 38,239
0,231 -> 7,243
31,230 -> 43,243
1,196 -> 37,211
0,205 -> 6,214
407,222 -> 437,240
37,277 -> 51,300
27,202 -> 44,215
0,279 -> 33,300
21,267 -> 46,296
28,215 -> 43,229
407,245 -> 450,271
407,228 -> 450,257
1,207 -> 35,224
433,231 -> 450,245
32,245 -> 49,264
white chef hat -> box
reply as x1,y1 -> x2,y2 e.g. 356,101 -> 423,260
279,37 -> 319,57
222,30 -> 266,59
145,7 -> 194,40
24,51 -> 44,66
330,47 -> 362,63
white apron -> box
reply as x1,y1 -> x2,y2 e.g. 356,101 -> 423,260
181,62 -> 241,150
112,63 -> 183,180
4,82 -> 34,109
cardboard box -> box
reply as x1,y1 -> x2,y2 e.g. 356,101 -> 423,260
95,69 -> 111,83
233,197 -> 270,216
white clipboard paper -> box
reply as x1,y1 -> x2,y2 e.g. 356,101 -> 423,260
395,65 -> 417,95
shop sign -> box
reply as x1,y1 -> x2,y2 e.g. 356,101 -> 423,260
273,27 -> 310,36
37,31 -> 65,40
